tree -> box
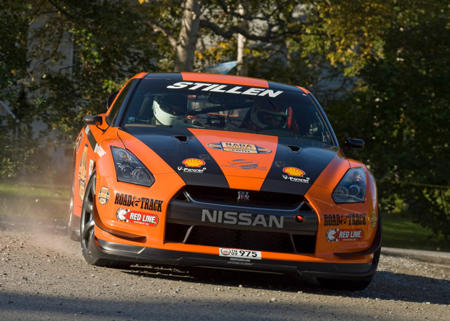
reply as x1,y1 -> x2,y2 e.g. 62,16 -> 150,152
142,0 -> 330,73
327,6 -> 450,240
0,0 -> 45,178
1,0 -> 160,177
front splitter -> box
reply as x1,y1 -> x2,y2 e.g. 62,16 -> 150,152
89,237 -> 377,281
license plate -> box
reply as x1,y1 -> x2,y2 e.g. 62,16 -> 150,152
219,248 -> 262,260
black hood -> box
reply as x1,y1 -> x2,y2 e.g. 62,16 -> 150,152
121,127 -> 340,195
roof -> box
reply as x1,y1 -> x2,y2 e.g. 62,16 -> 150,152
141,72 -> 310,94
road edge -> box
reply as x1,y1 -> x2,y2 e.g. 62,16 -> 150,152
382,247 -> 450,266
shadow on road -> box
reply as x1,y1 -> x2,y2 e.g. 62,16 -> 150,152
122,264 -> 450,306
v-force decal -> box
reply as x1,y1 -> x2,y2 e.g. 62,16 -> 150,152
282,167 -> 311,184
167,82 -> 283,97
177,158 -> 207,173
207,142 -> 272,154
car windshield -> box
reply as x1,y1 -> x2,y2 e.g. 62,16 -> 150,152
121,78 -> 333,144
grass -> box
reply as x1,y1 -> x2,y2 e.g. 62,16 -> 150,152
0,177 -> 70,220
0,177 -> 449,252
382,212 -> 450,252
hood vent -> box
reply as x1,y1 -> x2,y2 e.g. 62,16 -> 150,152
174,135 -> 189,143
286,145 -> 301,153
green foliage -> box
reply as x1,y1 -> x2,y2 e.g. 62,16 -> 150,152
0,134 -> 38,178
327,11 -> 450,239
2,0 -> 450,240
32,0 -> 161,140
0,0 -> 30,91
1,0 -> 161,178
303,0 -> 448,76
382,212 -> 449,251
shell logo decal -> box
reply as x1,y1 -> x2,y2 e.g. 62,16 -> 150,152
282,167 -> 306,177
182,158 -> 206,168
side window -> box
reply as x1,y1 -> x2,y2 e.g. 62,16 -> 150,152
106,79 -> 136,126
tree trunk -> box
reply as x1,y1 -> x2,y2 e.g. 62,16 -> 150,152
174,0 -> 203,72
236,4 -> 248,76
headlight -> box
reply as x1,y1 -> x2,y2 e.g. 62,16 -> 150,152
332,168 -> 366,203
111,146 -> 154,187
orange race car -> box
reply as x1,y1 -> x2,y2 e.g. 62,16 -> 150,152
68,72 -> 381,291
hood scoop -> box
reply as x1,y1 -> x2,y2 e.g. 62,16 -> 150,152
286,145 -> 301,153
174,135 -> 189,143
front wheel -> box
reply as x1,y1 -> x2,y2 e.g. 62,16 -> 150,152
80,170 -> 129,268
68,170 -> 80,241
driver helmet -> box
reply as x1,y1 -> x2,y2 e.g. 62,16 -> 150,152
153,94 -> 188,125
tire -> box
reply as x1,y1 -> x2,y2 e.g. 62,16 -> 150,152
317,248 -> 381,291
80,169 -> 130,268
68,170 -> 80,241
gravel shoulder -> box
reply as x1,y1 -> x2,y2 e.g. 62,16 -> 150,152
1,216 -> 449,321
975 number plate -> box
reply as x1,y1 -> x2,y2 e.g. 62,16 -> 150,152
219,248 -> 261,260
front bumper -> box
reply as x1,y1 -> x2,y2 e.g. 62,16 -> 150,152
89,236 -> 378,281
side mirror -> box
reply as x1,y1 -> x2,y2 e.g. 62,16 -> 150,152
83,115 -> 103,126
345,137 -> 364,149
107,91 -> 119,110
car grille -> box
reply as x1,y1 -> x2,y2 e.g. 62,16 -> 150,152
166,186 -> 317,254
165,223 -> 316,254
174,186 -> 305,210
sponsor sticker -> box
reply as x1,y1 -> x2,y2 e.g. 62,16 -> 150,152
282,167 -> 310,183
78,144 -> 88,201
221,159 -> 267,171
207,142 -> 271,154
182,158 -> 205,168
323,213 -> 367,226
114,193 -> 163,212
283,167 -> 305,177
94,144 -> 106,157
115,209 -> 159,227
370,210 -> 378,228
75,132 -> 83,152
326,229 -> 364,242
177,158 -> 207,173
219,248 -> 262,260
166,82 -> 283,98
98,187 -> 110,205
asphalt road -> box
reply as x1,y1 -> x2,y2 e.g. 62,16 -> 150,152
0,216 -> 449,320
